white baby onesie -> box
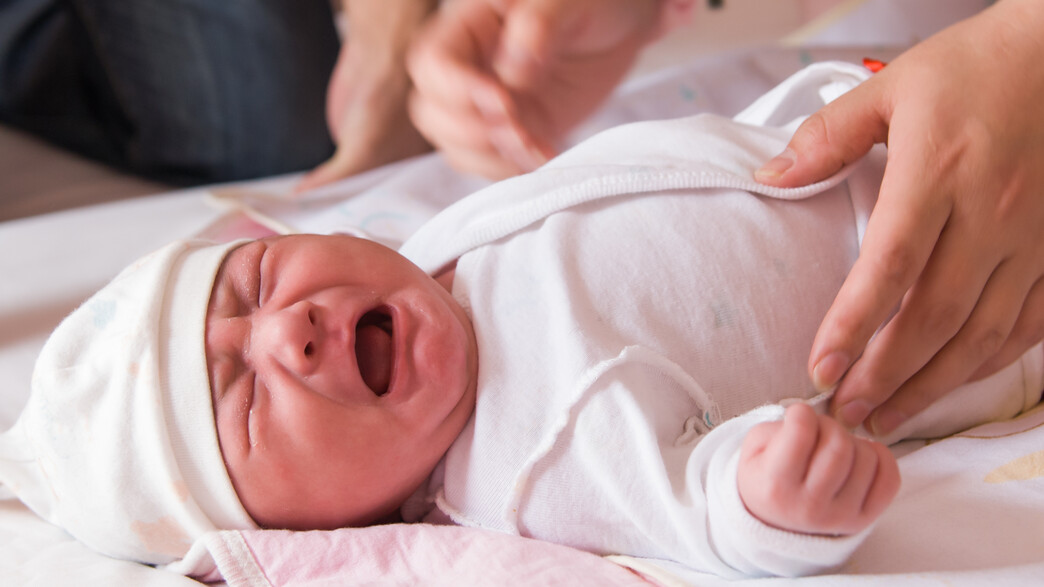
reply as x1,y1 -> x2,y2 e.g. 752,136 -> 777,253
399,63 -> 1044,580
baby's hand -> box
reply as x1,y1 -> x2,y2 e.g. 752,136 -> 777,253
737,403 -> 900,536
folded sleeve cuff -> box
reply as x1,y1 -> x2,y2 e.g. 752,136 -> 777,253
707,430 -> 872,577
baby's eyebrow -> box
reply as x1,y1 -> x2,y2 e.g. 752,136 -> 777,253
214,243 -> 254,308
214,264 -> 235,305
206,244 -> 253,399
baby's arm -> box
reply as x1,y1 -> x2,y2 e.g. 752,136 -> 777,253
737,403 -> 900,536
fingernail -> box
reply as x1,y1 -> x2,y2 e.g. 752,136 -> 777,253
836,400 -> 873,429
755,148 -> 796,181
869,407 -> 907,437
812,351 -> 850,391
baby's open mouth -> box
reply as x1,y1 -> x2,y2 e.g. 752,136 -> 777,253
355,307 -> 394,397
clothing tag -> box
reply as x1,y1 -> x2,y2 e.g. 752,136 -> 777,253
779,388 -> 834,415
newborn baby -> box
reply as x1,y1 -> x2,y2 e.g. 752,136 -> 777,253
2,62 -> 1041,582
203,233 -> 896,546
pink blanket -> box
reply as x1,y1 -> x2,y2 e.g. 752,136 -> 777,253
196,523 -> 654,586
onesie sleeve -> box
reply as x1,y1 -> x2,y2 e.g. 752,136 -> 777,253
699,405 -> 872,577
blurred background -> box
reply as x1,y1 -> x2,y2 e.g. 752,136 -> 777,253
0,0 -> 989,221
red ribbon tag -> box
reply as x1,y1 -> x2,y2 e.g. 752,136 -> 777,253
863,57 -> 887,73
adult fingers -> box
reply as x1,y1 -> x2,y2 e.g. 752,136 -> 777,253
408,87 -> 537,178
295,151 -> 353,193
755,79 -> 889,188
817,137 -> 952,414
407,0 -> 517,137
863,258 -> 1031,435
970,277 -> 1044,381
408,65 -> 551,175
408,1 -> 558,176
408,87 -> 500,152
442,143 -> 527,180
827,184 -> 995,427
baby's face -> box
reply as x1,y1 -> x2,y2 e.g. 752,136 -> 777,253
205,234 -> 478,530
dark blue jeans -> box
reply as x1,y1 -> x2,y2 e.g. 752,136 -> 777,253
0,0 -> 339,184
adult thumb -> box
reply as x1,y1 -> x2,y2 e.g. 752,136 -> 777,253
755,82 -> 890,188
294,149 -> 352,194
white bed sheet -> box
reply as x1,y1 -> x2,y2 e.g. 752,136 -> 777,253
2,3 -> 1022,585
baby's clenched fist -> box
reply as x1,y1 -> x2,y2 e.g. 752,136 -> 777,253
737,403 -> 900,536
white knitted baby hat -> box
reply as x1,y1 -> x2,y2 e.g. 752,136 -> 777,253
0,239 -> 256,565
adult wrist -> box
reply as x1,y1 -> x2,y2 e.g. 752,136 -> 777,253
345,0 -> 437,58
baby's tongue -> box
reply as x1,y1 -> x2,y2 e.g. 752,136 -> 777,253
355,324 -> 392,396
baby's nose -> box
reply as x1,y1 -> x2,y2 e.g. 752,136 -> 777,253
254,302 -> 319,375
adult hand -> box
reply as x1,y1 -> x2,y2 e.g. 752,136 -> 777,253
756,0 -> 1044,436
407,0 -> 662,179
297,0 -> 437,193
738,404 -> 900,536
